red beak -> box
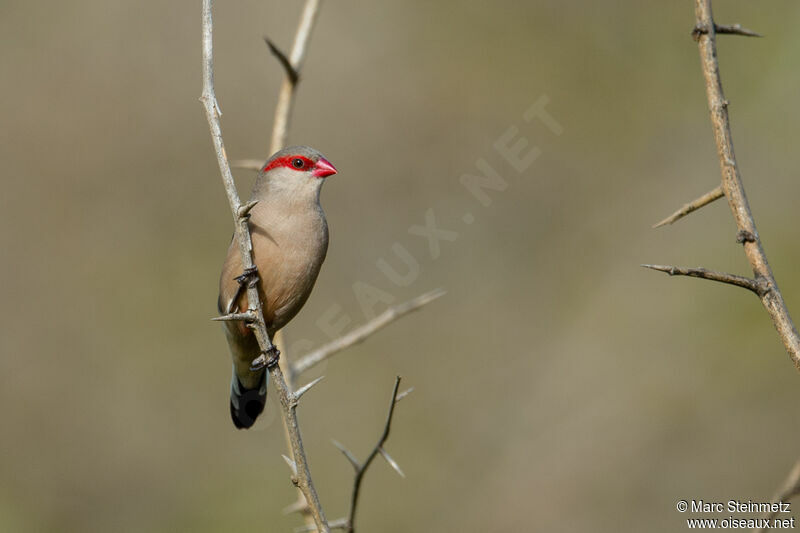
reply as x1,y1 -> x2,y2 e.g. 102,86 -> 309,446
313,158 -> 337,178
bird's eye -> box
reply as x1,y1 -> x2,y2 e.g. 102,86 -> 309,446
291,158 -> 305,169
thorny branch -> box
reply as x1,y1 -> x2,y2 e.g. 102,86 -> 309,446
268,0 -> 324,155
647,4 -> 800,527
282,291 -> 441,527
291,289 -> 445,379
326,377 -> 408,533
200,1 -> 329,531
647,0 -> 800,369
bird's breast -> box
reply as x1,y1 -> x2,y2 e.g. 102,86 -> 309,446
249,206 -> 328,331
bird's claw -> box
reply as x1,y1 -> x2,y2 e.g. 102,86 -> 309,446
235,266 -> 259,288
250,346 -> 281,372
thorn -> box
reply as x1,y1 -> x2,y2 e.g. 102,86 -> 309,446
378,447 -> 405,478
425,287 -> 447,301
331,440 -> 360,471
736,229 -> 757,244
394,288 -> 446,313
394,387 -> 414,403
642,264 -> 680,276
250,353 -> 267,372
641,264 -> 764,294
328,518 -> 350,530
210,311 -> 255,322
652,185 -> 724,228
293,376 -> 325,402
692,23 -> 709,41
238,200 -> 259,217
282,454 -> 298,476
264,37 -> 299,84
715,23 -> 762,38
283,498 -> 309,516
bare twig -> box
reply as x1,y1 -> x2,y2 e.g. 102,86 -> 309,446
292,289 -> 445,378
755,459 -> 800,532
652,185 -> 724,228
647,0 -> 800,369
331,377 -> 406,533
200,2 -> 329,531
268,0 -> 324,155
641,264 -> 767,295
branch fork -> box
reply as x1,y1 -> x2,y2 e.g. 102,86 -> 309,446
329,377 -> 407,533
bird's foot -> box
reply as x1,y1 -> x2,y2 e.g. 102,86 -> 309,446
225,267 -> 259,314
250,345 -> 281,372
235,265 -> 259,288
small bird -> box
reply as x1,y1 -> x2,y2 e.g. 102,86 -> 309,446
218,146 -> 337,429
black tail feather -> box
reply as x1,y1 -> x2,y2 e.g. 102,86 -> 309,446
230,370 -> 267,429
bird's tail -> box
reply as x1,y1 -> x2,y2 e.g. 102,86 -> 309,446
229,366 -> 267,429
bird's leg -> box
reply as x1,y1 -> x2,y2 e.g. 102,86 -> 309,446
233,265 -> 280,372
227,265 -> 259,314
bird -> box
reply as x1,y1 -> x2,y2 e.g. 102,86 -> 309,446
218,145 -> 337,429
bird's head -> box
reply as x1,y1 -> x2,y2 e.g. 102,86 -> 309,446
254,145 -> 337,201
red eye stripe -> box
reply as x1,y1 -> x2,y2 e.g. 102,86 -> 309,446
262,155 -> 314,173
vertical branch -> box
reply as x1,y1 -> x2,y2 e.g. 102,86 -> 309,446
201,1 -> 275,358
692,0 -> 800,368
269,0 -> 324,155
200,2 -> 329,531
650,3 -> 800,368
650,5 -> 800,530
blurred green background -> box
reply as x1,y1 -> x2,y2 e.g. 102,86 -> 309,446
3,1 -> 800,531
